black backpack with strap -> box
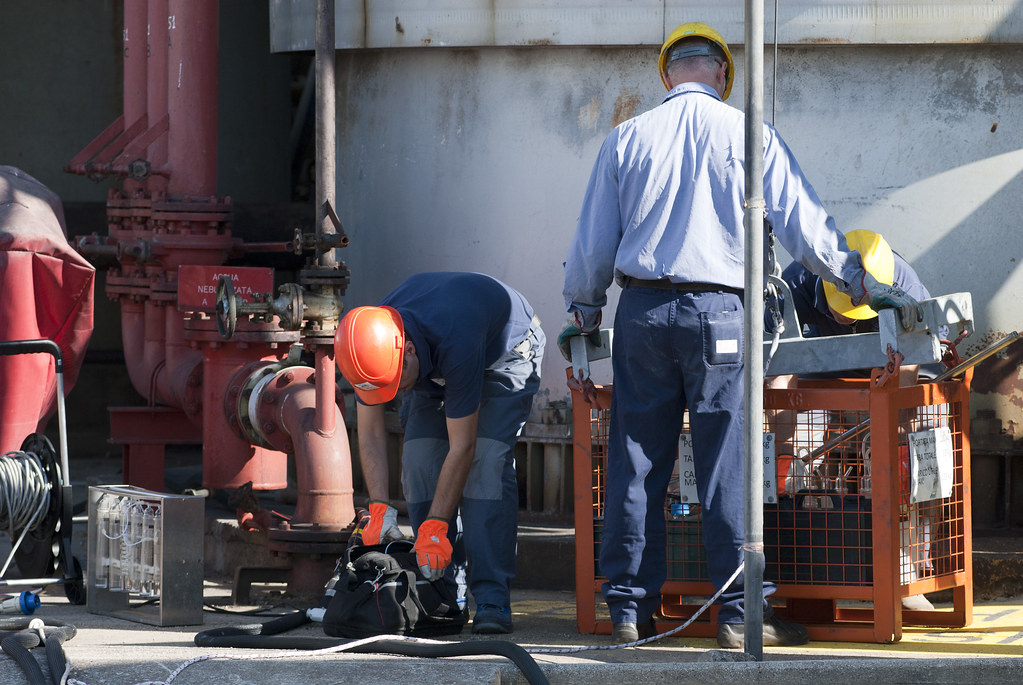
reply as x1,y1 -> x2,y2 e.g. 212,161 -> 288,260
321,540 -> 466,638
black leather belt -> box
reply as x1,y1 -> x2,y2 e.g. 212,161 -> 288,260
624,277 -> 742,296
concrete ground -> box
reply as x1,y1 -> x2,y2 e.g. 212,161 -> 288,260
1,579 -> 1022,685
0,459 -> 1019,684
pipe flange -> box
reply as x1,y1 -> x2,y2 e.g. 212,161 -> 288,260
297,267 -> 351,291
236,364 -> 284,448
250,366 -> 317,454
267,524 -> 349,555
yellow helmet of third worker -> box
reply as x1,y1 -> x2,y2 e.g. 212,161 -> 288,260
659,22 -> 734,100
823,230 -> 896,321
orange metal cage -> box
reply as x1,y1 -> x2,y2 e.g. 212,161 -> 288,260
572,374 -> 974,643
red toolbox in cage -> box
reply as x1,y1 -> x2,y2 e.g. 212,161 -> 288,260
572,373 -> 973,643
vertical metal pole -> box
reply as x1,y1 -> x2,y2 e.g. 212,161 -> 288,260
743,0 -> 766,661
315,0 -> 337,269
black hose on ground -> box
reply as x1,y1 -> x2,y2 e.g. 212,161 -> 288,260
44,626 -> 76,685
1,634 -> 47,685
194,612 -> 550,685
0,618 -> 77,685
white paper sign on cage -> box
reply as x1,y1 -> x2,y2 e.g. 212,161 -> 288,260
674,433 -> 777,504
907,426 -> 954,504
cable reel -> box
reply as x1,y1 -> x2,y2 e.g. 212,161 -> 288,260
0,434 -> 84,604
5,434 -> 63,580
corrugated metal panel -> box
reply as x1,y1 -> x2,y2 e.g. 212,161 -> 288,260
269,1 -> 1023,52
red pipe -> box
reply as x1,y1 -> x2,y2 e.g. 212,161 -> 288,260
167,0 -> 218,197
314,347 -> 335,435
158,303 -> 202,420
122,0 -> 149,194
146,0 -> 170,191
251,367 -> 354,527
119,299 -> 170,405
201,345 -> 288,490
123,0 -> 148,135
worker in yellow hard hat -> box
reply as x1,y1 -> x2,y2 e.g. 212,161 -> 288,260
561,21 -> 923,649
773,231 -> 936,612
785,229 -> 929,333
658,21 -> 735,99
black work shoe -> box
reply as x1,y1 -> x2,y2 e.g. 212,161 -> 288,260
611,618 -> 658,644
716,614 -> 810,649
472,604 -> 513,634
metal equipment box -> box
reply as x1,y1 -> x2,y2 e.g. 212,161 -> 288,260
573,374 -> 973,643
87,485 -> 205,626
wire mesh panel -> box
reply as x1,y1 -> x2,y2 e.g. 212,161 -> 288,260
573,376 -> 973,642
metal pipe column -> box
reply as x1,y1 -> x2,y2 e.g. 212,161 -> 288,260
313,0 -> 339,438
315,0 -> 337,270
743,0 -> 767,662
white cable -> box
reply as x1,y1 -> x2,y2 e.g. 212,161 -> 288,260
528,560 -> 746,654
0,450 -> 54,577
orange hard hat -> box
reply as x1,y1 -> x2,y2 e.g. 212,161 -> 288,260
334,306 -> 405,405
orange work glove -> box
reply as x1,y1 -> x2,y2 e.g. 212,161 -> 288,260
414,518 -> 452,581
363,500 -> 402,545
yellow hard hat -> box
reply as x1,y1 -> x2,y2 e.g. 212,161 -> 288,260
659,22 -> 734,100
823,230 -> 896,321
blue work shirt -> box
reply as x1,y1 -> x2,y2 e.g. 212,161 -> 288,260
563,82 -> 864,329
379,272 -> 536,419
782,253 -> 931,338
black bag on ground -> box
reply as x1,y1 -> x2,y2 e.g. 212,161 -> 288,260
321,540 -> 466,638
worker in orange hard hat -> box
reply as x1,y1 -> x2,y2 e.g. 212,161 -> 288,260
561,20 -> 922,649
335,272 -> 545,635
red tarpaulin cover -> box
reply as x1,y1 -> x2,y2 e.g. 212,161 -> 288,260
0,166 -> 95,452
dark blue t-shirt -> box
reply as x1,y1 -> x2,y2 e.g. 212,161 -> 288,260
781,253 -> 930,338
379,272 -> 535,418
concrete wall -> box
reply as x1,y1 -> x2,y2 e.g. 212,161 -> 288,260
329,42 -> 1023,425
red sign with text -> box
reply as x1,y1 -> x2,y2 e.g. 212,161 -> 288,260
177,265 -> 275,313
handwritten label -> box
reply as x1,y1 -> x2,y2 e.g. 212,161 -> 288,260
907,426 -> 954,503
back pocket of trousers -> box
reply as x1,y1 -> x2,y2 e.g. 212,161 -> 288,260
702,309 -> 743,365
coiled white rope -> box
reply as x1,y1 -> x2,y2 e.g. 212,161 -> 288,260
0,450 -> 53,577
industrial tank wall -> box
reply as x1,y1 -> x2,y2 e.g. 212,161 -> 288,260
331,44 -> 1023,424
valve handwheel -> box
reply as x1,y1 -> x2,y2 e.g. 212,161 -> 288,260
216,275 -> 238,339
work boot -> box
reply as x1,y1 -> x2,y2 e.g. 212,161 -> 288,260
611,618 -> 658,644
716,614 -> 810,649
901,594 -> 934,611
472,604 -> 513,634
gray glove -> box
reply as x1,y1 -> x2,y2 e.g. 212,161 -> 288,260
556,311 -> 601,362
861,271 -> 920,329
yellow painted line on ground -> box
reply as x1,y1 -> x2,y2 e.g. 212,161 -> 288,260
514,597 -> 1023,654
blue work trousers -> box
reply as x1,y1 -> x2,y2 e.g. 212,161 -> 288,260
599,285 -> 773,625
400,328 -> 544,609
